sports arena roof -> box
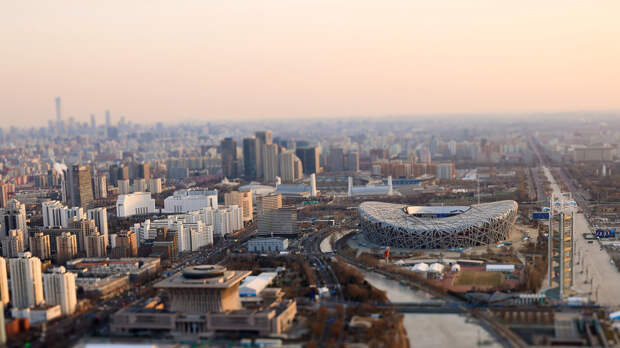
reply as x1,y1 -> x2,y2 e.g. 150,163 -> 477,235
359,200 -> 517,233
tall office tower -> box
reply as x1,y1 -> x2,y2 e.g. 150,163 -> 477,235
278,151 -> 302,183
43,266 -> 77,316
86,233 -> 106,257
105,110 -> 111,138
93,174 -> 107,199
114,230 -> 138,257
224,191 -> 253,223
255,130 -> 272,179
29,232 -> 51,260
90,114 -> 96,132
242,137 -> 258,179
87,208 -> 108,249
67,165 -> 94,209
55,232 -> 77,265
295,146 -> 320,175
0,257 -> 8,306
9,252 -> 44,309
256,194 -> 282,215
0,199 -> 28,245
138,162 -> 150,180
109,164 -> 129,186
345,152 -> 359,172
547,198 -> 574,301
263,143 -> 279,183
133,178 -> 147,193
148,178 -> 162,194
118,179 -> 131,194
1,229 -> 24,258
327,147 -> 345,172
220,137 -> 238,178
0,183 -> 7,208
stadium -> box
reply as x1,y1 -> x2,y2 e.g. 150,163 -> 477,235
358,200 -> 518,249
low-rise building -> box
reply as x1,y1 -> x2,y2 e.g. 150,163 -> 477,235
247,237 -> 289,253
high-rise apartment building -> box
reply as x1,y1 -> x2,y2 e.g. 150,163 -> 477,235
0,257 -> 9,306
43,266 -> 77,316
295,146 -> 320,175
224,191 -> 253,223
42,201 -> 84,228
86,233 -> 106,257
2,229 -> 24,258
29,232 -> 51,260
220,137 -> 238,179
56,232 -> 78,265
148,178 -> 162,194
118,179 -> 131,194
0,200 -> 28,246
242,137 -> 258,179
87,208 -> 108,248
0,183 -> 7,208
137,162 -> 150,180
278,151 -> 303,183
113,230 -> 138,258
263,144 -> 279,183
67,165 -> 94,209
9,252 -> 44,309
133,178 -> 147,193
93,174 -> 107,199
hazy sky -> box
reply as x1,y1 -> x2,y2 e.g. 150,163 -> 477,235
2,1 -> 620,127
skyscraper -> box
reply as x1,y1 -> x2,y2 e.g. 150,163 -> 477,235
29,232 -> 51,260
263,143 -> 279,183
55,232 -> 77,265
220,137 -> 238,178
9,252 -> 44,309
87,208 -> 108,248
138,162 -> 150,180
279,151 -> 303,183
327,147 -> 345,172
255,130 -> 272,179
113,230 -> 138,258
0,257 -> 9,306
0,200 -> 28,250
1,229 -> 24,258
43,266 -> 77,316
0,183 -> 8,208
242,137 -> 258,179
67,165 -> 94,208
295,146 -> 320,175
105,110 -> 111,138
90,113 -> 96,132
93,174 -> 107,199
86,233 -> 106,257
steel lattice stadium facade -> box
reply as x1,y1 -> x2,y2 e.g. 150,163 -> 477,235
359,200 -> 518,249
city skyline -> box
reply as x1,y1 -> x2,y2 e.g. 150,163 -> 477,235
2,1 -> 620,127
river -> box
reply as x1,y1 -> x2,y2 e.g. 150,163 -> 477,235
361,270 -> 502,348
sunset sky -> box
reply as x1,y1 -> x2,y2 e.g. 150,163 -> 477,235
2,1 -> 620,126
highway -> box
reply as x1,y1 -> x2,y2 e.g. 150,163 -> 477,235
543,167 -> 620,308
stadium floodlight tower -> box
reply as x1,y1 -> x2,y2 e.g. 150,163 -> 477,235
547,192 -> 575,301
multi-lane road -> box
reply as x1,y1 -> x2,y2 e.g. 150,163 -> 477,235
543,167 -> 620,308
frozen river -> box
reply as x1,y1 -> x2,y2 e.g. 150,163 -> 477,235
362,270 -> 502,348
